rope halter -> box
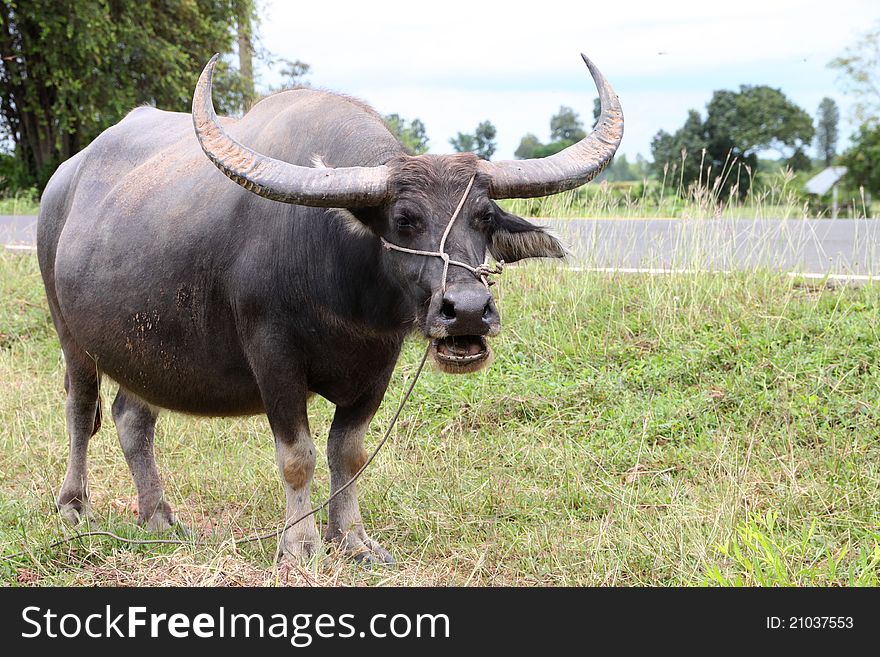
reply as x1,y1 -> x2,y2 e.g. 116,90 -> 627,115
379,175 -> 504,290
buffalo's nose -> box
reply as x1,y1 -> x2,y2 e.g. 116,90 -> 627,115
438,284 -> 499,335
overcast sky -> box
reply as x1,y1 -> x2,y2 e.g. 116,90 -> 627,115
254,0 -> 876,162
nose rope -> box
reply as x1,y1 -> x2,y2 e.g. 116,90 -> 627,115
379,175 -> 504,290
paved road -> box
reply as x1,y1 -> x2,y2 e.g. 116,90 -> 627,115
0,214 -> 37,248
543,218 -> 880,276
3,214 -> 879,276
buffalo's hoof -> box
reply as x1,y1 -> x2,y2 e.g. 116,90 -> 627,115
279,530 -> 321,563
333,532 -> 394,565
138,500 -> 178,532
56,499 -> 95,526
354,544 -> 395,566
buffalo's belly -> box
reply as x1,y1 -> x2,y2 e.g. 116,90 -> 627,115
67,305 -> 263,415
54,253 -> 261,416
98,340 -> 264,416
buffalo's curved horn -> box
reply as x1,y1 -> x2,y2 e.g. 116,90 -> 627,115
192,54 -> 390,207
478,54 -> 624,199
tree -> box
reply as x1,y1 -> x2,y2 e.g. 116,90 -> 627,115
650,110 -> 711,189
531,141 -> 573,158
271,58 -> 311,91
0,1 -> 252,191
513,106 -> 588,160
650,86 -> 812,198
473,120 -> 497,160
839,123 -> 880,196
384,114 -> 429,154
514,133 -> 542,159
236,0 -> 256,109
704,86 -> 814,156
815,97 -> 840,166
829,21 -> 880,122
450,120 -> 496,160
449,132 -> 476,154
550,106 -> 586,142
633,153 -> 650,179
786,148 -> 812,172
604,154 -> 637,182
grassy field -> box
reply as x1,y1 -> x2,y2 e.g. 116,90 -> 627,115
1,249 -> 878,586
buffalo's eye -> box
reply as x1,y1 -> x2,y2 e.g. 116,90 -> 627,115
476,209 -> 494,225
395,214 -> 418,232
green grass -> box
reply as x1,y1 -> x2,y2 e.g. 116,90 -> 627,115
0,191 -> 40,216
1,250 -> 878,586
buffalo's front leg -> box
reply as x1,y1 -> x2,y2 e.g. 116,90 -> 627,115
248,333 -> 320,561
274,418 -> 319,560
326,395 -> 394,564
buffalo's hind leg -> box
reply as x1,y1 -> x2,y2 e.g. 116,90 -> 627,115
111,389 -> 176,530
326,395 -> 394,564
56,360 -> 102,524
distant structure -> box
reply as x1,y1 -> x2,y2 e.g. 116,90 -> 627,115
805,166 -> 847,218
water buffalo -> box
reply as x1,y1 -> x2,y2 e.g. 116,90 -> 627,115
37,54 -> 623,562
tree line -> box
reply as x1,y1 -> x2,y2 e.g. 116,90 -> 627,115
390,84 -> 851,198
0,1 -> 259,191
1,4 -> 877,202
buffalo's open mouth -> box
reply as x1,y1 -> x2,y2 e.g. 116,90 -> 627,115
430,335 -> 491,373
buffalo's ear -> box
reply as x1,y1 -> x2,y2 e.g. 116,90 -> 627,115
488,204 -> 566,263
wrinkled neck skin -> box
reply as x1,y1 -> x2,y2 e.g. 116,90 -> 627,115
301,217 -> 426,345
340,204 -> 434,341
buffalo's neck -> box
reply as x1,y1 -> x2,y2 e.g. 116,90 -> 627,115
242,206 -> 417,343
319,233 -> 418,340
